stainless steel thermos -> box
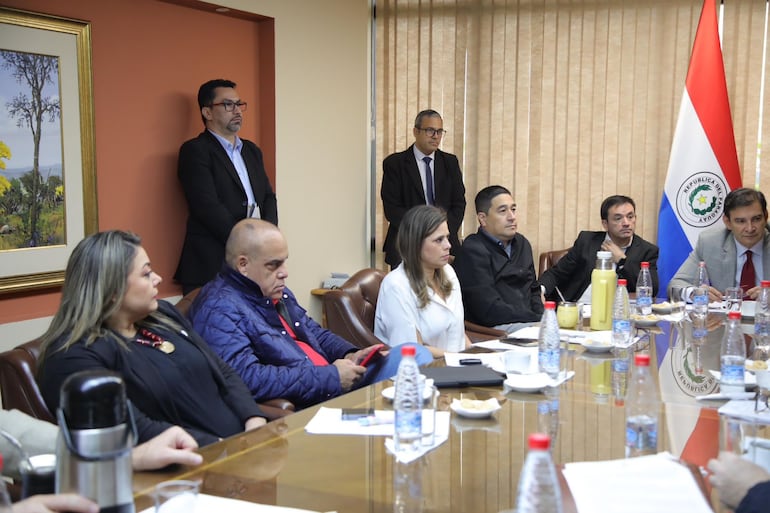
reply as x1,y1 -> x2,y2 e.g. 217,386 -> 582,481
56,370 -> 136,513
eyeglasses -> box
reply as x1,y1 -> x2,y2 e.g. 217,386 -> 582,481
209,100 -> 247,112
416,127 -> 447,137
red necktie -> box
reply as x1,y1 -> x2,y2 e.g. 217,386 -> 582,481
740,250 -> 756,297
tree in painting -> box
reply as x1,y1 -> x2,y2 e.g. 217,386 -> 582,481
0,51 -> 61,247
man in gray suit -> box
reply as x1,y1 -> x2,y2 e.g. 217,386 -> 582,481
669,188 -> 770,302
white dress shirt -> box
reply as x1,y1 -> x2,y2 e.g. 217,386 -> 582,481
375,264 -> 466,353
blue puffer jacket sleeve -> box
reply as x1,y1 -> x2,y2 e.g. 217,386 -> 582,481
189,268 -> 358,409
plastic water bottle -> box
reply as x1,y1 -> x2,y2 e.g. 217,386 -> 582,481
612,347 -> 631,406
625,353 -> 659,457
691,284 -> 709,344
696,261 -> 710,287
721,311 -> 746,395
636,262 -> 653,315
754,280 -> 770,353
538,301 -> 561,379
393,459 -> 424,513
0,454 -> 12,512
515,433 -> 563,513
612,279 -> 632,347
393,345 -> 422,456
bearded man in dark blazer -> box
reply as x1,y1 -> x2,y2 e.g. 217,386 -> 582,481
380,110 -> 466,267
175,79 -> 278,293
539,195 -> 659,302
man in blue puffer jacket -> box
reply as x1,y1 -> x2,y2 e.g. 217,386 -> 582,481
189,219 -> 432,409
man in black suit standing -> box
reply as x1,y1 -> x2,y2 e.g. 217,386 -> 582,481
539,195 -> 659,302
381,110 -> 466,267
175,79 -> 278,293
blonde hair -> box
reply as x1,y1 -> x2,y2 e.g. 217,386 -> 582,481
40,230 -> 179,358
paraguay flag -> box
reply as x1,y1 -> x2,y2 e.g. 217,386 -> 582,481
657,0 -> 742,297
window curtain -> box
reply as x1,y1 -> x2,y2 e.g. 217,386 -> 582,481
374,0 -> 770,270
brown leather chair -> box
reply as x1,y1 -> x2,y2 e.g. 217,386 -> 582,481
0,338 -> 54,423
174,287 -> 201,317
323,268 -> 506,347
323,268 -> 386,349
538,247 -> 571,277
174,288 -> 295,420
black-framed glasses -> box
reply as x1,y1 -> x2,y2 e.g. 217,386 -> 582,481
209,100 -> 247,112
416,127 -> 446,137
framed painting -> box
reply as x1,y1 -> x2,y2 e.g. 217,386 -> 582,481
0,8 -> 97,294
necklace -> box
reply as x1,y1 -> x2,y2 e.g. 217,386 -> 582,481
134,328 -> 175,354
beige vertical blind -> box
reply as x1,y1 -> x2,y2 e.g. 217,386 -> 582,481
374,0 -> 770,270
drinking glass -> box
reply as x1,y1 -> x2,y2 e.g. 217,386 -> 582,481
725,287 -> 743,314
20,454 -> 56,498
557,302 -> 578,329
668,287 -> 685,324
153,480 -> 199,513
421,386 -> 439,447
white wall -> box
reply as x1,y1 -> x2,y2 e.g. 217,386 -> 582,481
225,0 -> 373,320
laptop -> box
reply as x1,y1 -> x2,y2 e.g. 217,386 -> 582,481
421,365 -> 505,388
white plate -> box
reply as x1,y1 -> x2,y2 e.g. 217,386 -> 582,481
504,373 -> 554,393
381,386 -> 433,401
632,316 -> 659,328
581,340 -> 614,353
450,398 -> 501,419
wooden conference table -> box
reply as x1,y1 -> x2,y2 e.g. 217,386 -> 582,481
133,316 -> 767,513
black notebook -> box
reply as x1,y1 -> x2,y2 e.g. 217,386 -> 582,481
421,365 -> 505,388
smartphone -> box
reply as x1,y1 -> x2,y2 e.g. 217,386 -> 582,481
459,358 -> 482,365
359,344 -> 385,367
341,408 -> 374,420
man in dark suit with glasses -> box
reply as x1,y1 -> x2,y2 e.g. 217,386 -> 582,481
381,109 -> 466,268
175,79 -> 278,293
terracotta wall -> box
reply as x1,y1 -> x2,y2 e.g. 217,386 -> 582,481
0,0 -> 275,324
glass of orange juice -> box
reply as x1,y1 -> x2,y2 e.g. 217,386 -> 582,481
557,302 -> 578,329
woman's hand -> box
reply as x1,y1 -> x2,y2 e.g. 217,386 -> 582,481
245,416 -> 267,431
131,426 -> 203,471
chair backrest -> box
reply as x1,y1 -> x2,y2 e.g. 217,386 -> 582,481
0,338 -> 55,422
175,287 -> 201,317
538,247 -> 571,277
323,268 -> 387,349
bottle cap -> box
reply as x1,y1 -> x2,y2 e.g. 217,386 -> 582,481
762,280 -> 770,288
544,301 -> 556,309
698,261 -> 706,266
617,279 -> 627,286
400,345 -> 416,357
728,311 -> 741,320
634,353 -> 650,367
641,261 -> 649,268
528,433 -> 551,450
597,251 -> 612,259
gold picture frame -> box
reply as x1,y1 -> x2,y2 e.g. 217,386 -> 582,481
0,7 -> 97,294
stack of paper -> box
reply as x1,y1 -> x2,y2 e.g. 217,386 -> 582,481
562,452 -> 712,513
